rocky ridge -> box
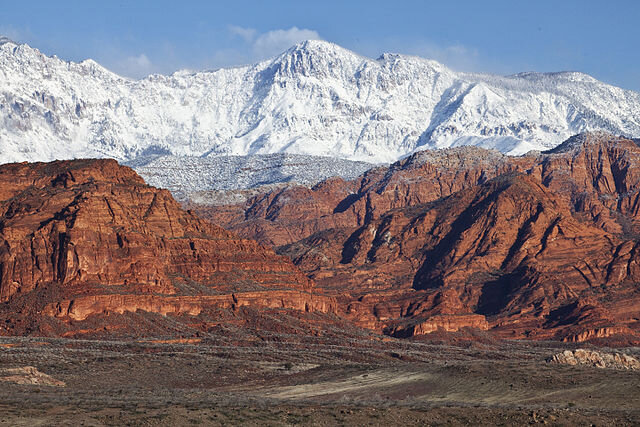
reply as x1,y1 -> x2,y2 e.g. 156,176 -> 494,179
549,349 -> 640,370
0,159 -> 337,337
197,132 -> 640,343
1,38 -> 639,166
2,133 -> 639,343
126,153 -> 376,203
0,366 -> 66,387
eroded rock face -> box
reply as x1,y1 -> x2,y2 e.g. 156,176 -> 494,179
387,315 -> 489,338
0,159 -> 336,337
198,147 -> 530,247
549,349 -> 640,370
198,133 -> 640,343
0,366 -> 65,386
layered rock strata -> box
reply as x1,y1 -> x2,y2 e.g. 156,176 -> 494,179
549,349 -> 640,370
0,159 -> 336,336
198,133 -> 640,343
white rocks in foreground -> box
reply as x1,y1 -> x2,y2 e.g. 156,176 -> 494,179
549,349 -> 640,371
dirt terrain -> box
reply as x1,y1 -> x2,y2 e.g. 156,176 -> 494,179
1,334 -> 639,426
1,135 -> 639,425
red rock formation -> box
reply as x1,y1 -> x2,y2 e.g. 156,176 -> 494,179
388,314 -> 489,338
198,133 -> 640,344
4,133 -> 639,344
199,147 -> 532,247
0,159 -> 336,337
43,291 -> 336,322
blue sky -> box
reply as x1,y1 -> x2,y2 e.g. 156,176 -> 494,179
2,0 -> 639,91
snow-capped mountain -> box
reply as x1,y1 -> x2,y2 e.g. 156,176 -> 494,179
1,37 -> 639,164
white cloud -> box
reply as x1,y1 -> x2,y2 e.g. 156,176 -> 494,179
228,25 -> 256,43
114,53 -> 154,79
207,48 -> 251,69
410,42 -> 480,72
0,25 -> 32,44
353,38 -> 483,73
252,27 -> 320,58
211,26 -> 321,68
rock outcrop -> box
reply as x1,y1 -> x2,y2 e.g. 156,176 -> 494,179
0,366 -> 65,386
387,315 -> 489,338
0,159 -> 336,337
549,349 -> 640,370
3,133 -> 639,343
198,133 -> 640,343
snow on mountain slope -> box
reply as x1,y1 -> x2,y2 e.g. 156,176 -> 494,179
1,37 -> 639,165
126,153 -> 375,202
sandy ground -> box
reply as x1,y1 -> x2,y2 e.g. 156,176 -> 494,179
0,334 -> 638,426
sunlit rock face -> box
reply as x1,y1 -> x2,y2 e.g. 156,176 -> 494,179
0,158 -> 336,337
200,133 -> 640,343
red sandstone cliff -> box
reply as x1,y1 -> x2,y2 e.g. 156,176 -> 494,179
0,159 -> 336,337
197,133 -> 640,343
3,133 -> 639,344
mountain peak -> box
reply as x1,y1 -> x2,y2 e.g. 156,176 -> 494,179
268,39 -> 367,78
0,36 -> 17,46
544,131 -> 631,154
0,38 -> 639,165
376,51 -> 447,73
78,58 -> 114,74
511,70 -> 598,84
281,39 -> 362,61
289,39 -> 342,52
